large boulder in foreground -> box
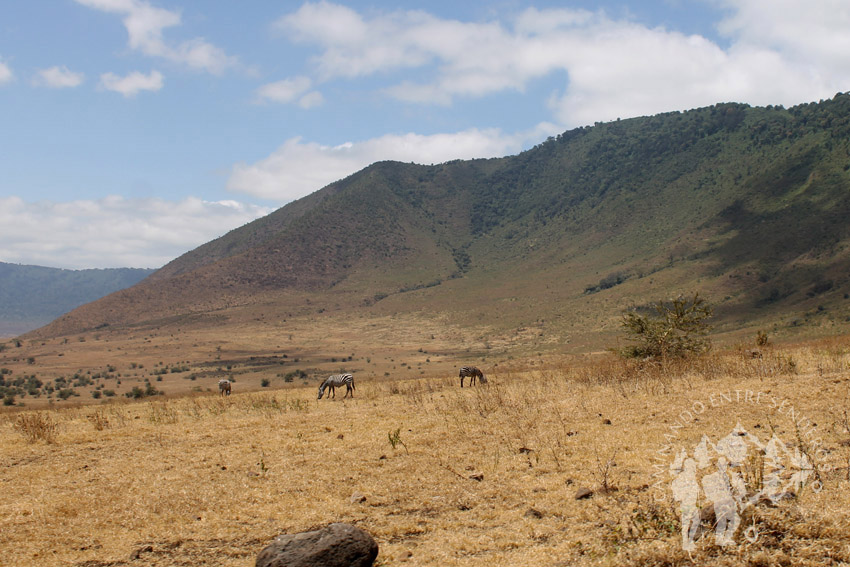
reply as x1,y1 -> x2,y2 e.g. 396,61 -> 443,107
256,523 -> 378,567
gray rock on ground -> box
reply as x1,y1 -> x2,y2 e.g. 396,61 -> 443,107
257,522 -> 378,567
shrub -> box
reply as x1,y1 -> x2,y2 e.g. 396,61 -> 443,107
261,378 -> 270,387
126,384 -> 161,399
57,388 -> 77,400
284,369 -> 307,383
126,387 -> 145,399
619,292 -> 713,359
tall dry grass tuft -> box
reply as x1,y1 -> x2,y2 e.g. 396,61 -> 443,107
13,411 -> 58,443
86,408 -> 110,431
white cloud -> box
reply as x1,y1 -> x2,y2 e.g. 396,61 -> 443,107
255,76 -> 323,108
227,124 -> 558,202
277,2 -> 437,79
74,0 -> 237,74
100,69 -> 164,96
33,66 -> 85,88
0,57 -> 13,84
716,0 -> 850,84
297,90 -> 324,109
277,2 -> 850,126
0,195 -> 272,269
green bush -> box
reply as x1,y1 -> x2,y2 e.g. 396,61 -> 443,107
619,293 -> 713,359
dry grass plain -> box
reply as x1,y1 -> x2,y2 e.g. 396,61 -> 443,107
4,337 -> 850,566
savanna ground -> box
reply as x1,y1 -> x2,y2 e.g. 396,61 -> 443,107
4,335 -> 850,566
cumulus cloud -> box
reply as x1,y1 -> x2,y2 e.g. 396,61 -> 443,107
277,1 -> 850,126
74,0 -> 237,74
0,57 -> 13,84
100,69 -> 164,96
716,0 -> 850,81
0,196 -> 272,269
227,124 -> 558,202
33,66 -> 85,88
255,76 -> 324,108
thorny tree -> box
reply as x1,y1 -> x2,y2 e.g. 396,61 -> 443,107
620,292 -> 713,359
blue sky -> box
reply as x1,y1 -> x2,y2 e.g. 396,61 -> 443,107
1,0 -> 849,269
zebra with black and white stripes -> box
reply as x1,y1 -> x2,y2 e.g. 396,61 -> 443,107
459,366 -> 487,387
318,373 -> 355,399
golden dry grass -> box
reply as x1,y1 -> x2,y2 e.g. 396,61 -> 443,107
3,340 -> 850,566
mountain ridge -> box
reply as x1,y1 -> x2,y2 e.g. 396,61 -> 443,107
27,94 -> 850,347
0,263 -> 154,336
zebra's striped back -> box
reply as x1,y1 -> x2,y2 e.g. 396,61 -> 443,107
325,373 -> 353,387
459,366 -> 487,387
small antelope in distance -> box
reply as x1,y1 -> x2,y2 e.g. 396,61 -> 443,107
318,373 -> 355,399
218,379 -> 231,396
459,366 -> 487,387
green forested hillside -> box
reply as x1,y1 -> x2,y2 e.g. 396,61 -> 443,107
0,263 -> 153,336
31,94 -> 850,344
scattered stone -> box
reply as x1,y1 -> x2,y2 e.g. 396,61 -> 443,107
130,545 -> 153,560
350,491 -> 367,504
468,473 -> 484,482
575,487 -> 593,500
602,418 -> 612,425
519,447 -> 534,454
337,434 -> 344,439
525,507 -> 544,519
256,523 -> 379,567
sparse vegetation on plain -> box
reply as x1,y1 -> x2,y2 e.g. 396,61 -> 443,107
3,338 -> 850,566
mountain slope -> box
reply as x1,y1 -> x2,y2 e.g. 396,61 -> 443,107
31,94 -> 850,344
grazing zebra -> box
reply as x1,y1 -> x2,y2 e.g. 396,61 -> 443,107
459,366 -> 487,387
318,373 -> 355,399
218,379 -> 231,396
